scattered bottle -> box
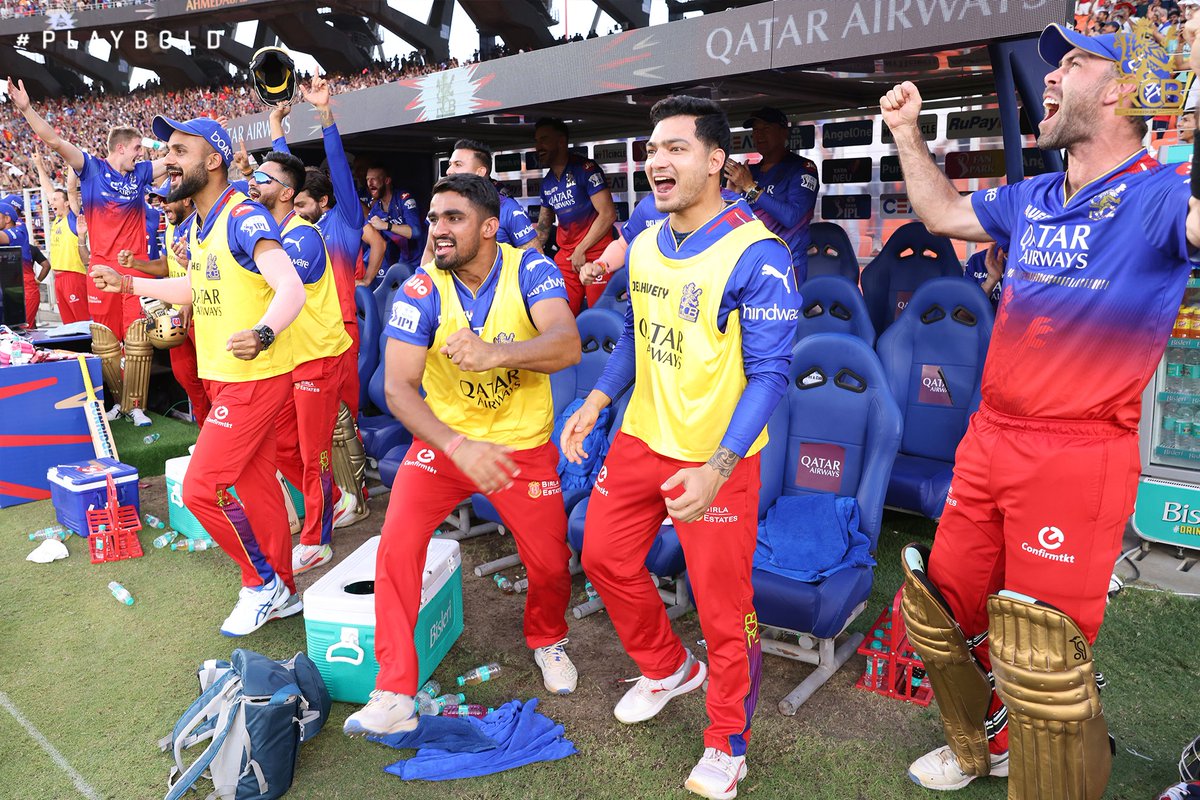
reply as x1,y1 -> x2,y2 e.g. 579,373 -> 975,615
441,704 -> 491,718
172,539 -> 216,552
418,692 -> 465,716
152,530 -> 180,549
29,526 -> 69,541
493,574 -> 515,594
143,433 -> 161,445
583,580 -> 599,602
417,679 -> 441,699
456,663 -> 501,687
108,581 -> 134,606
144,514 -> 166,529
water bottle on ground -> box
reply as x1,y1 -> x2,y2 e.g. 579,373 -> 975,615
144,514 -> 166,529
29,526 -> 69,541
456,663 -> 501,687
108,581 -> 134,606
1164,404 -> 1180,449
441,704 -> 491,718
152,531 -> 180,549
172,539 -> 216,552
143,433 -> 160,445
493,574 -> 515,594
584,580 -> 599,602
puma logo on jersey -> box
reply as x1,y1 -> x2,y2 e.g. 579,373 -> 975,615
760,264 -> 793,294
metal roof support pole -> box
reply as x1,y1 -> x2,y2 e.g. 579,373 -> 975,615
989,36 -> 1063,182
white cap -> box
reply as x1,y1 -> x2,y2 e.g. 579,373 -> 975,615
26,539 -> 69,563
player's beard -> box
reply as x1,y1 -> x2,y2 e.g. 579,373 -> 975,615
433,235 -> 478,272
166,162 -> 207,202
1037,82 -> 1104,151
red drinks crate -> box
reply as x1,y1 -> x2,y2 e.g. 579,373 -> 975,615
855,586 -> 933,706
85,475 -> 144,563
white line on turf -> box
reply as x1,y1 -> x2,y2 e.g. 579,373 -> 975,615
0,690 -> 102,800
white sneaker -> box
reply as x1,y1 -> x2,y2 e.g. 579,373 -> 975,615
332,486 -> 369,529
105,403 -> 123,421
219,576 -> 297,637
129,407 -> 152,427
614,648 -> 707,724
685,747 -> 747,800
343,690 -> 418,737
907,745 -> 1009,790
533,637 -> 578,695
292,543 -> 333,575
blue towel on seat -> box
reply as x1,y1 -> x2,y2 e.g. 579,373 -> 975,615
369,714 -> 497,753
553,399 -> 610,492
383,698 -> 577,781
753,494 -> 873,582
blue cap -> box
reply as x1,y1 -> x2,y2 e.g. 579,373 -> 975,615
0,202 -> 17,221
148,180 -> 171,199
2,194 -> 23,212
151,115 -> 233,166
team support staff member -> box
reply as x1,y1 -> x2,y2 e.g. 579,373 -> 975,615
882,23 -> 1200,799
344,174 -> 581,737
92,116 -> 306,637
0,200 -> 46,327
723,107 -> 819,285
533,118 -> 618,313
34,154 -> 90,324
562,96 -> 799,800
366,163 -> 424,269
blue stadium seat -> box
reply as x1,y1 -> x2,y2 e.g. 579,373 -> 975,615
859,221 -> 962,336
591,268 -> 629,314
805,222 -> 860,283
876,277 -> 993,519
794,276 -> 876,347
753,333 -> 903,713
360,325 -> 412,470
373,262 -> 414,321
354,285 -> 381,417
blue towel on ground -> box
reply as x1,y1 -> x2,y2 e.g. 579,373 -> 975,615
753,494 -> 873,582
369,714 -> 497,753
383,698 -> 577,780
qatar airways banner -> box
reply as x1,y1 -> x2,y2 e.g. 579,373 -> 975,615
227,0 -> 1062,148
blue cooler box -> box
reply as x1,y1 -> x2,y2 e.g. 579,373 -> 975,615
304,536 -> 463,703
46,459 -> 140,534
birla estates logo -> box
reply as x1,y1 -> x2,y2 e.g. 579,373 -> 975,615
794,442 -> 844,493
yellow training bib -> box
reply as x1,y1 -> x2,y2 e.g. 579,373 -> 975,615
49,215 -> 85,275
280,212 -> 350,367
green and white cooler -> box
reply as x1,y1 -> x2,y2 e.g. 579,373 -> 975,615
303,536 -> 463,703
165,455 -> 305,540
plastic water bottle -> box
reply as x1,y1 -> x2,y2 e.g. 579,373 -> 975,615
1177,406 -> 1194,452
143,433 -> 160,445
1168,347 -> 1186,391
441,704 -> 491,718
584,580 -> 599,601
417,679 -> 441,699
493,574 -> 515,594
1187,351 -> 1200,394
108,581 -> 134,606
29,526 -> 69,541
1164,404 -> 1180,448
456,663 -> 501,687
145,514 -> 166,529
152,530 -> 180,549
173,539 -> 215,552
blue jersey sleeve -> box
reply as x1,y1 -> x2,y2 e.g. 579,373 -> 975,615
226,202 -> 283,273
1141,164 -> 1193,262
271,136 -> 291,154
502,198 -> 537,246
384,270 -> 440,348
3,225 -> 30,259
324,125 -> 365,231
581,159 -> 609,198
281,225 -> 328,284
399,193 -> 424,241
518,250 -> 569,307
750,158 -> 818,229
592,245 -> 637,401
230,179 -> 251,196
621,195 -> 661,242
133,160 -> 154,187
719,238 -> 801,457
971,182 -> 1022,248
145,207 -> 163,260
67,210 -> 79,236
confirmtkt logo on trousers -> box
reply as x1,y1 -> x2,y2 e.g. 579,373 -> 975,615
1021,525 -> 1076,564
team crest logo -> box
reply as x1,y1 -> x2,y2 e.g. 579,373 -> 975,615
1114,20 -> 1193,116
1088,184 -> 1127,221
205,253 -> 220,280
319,451 -> 330,471
493,332 -> 515,344
527,481 -> 542,498
565,172 -> 576,188
744,612 -> 760,647
678,282 -> 702,322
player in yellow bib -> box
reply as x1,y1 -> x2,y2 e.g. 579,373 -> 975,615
562,96 -> 800,800
33,153 -> 89,324
344,174 -> 582,737
91,116 -> 308,638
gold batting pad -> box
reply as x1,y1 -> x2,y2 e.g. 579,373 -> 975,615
331,402 -> 367,517
89,322 -> 124,404
900,544 -> 993,777
120,319 -> 153,411
988,592 -> 1111,800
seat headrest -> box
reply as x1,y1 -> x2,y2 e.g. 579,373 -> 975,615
789,333 -> 889,394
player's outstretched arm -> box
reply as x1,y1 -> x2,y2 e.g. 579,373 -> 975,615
7,79 -> 85,173
881,81 -> 989,242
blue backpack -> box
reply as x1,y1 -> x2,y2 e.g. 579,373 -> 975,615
160,649 -> 331,800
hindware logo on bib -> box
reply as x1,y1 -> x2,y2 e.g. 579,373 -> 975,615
918,365 -> 954,406
795,442 -> 845,493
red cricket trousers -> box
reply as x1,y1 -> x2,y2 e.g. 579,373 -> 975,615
276,355 -> 341,547
340,319 -> 360,419
22,267 -> 38,327
555,237 -> 610,315
374,439 -> 572,695
582,432 -> 763,757
927,404 -> 1139,751
168,323 -> 210,427
183,374 -> 296,593
53,271 -> 90,324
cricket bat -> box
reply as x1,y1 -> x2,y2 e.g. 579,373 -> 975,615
77,354 -> 118,460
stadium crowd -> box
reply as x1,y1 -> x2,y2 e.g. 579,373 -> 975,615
1073,0 -> 1197,36
0,0 -> 148,17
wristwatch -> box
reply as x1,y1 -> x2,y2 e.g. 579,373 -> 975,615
252,324 -> 276,350
744,184 -> 762,203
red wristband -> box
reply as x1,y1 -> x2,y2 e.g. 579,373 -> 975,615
120,275 -> 134,295
444,434 -> 467,457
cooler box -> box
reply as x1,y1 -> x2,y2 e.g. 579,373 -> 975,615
166,455 -> 305,540
47,458 -> 140,534
304,536 -> 463,703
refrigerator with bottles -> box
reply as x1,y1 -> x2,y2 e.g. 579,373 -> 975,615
1135,275 -> 1200,553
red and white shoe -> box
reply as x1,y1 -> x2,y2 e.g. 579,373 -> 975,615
613,648 -> 706,724
685,748 -> 747,799
292,543 -> 333,575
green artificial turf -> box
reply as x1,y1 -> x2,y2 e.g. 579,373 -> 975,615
0,496 -> 1196,800
109,411 -> 198,478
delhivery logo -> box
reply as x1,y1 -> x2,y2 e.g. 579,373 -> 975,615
794,442 -> 844,492
595,466 -> 609,496
1023,204 -> 1051,221
1021,525 -> 1076,563
918,364 -> 954,406
389,301 -> 421,334
678,282 -> 702,322
743,304 -> 799,322
760,264 -> 793,294
404,273 -> 433,299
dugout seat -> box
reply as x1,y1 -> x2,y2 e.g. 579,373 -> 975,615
753,333 -> 903,714
876,277 -> 993,519
360,325 -> 412,471
860,222 -> 961,336
805,222 -> 860,283
794,276 -> 876,347
373,262 -> 414,321
354,285 -> 381,417
591,268 -> 630,315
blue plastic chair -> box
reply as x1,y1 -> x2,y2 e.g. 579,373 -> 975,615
805,222 -> 860,283
860,222 -> 962,336
794,276 -> 876,347
590,268 -> 630,315
876,277 -> 993,519
373,262 -> 414,321
752,333 -> 903,714
354,285 -> 381,417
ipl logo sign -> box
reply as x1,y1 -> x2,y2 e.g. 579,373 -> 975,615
1115,20 -> 1193,116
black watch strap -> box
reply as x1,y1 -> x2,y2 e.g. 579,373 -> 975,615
253,324 -> 276,350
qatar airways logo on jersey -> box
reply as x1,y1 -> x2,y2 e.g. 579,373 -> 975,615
1017,222 -> 1091,270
